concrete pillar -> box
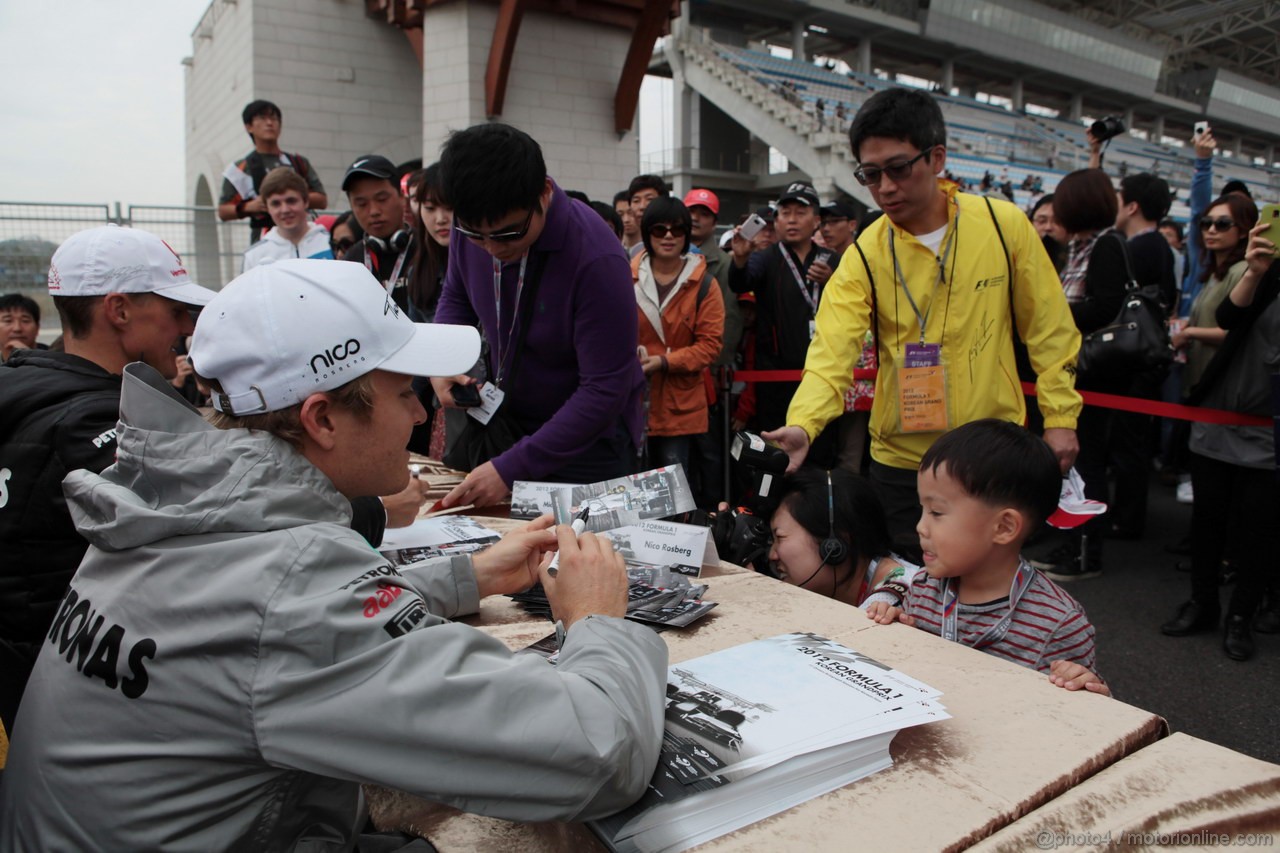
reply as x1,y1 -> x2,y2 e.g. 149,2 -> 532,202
671,67 -> 697,196
1069,93 -> 1083,122
1267,144 -> 1276,167
856,38 -> 872,75
1122,107 -> 1135,134
792,20 -> 806,63
1151,115 -> 1165,142
418,1 -> 640,203
1010,77 -> 1024,112
941,58 -> 954,93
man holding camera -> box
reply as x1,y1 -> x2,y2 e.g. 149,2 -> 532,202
728,182 -> 835,432
765,88 -> 1081,556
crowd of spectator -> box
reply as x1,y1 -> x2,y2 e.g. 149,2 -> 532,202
0,83 -> 1276,847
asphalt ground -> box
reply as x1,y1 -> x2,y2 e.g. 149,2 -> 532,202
1027,472 -> 1280,765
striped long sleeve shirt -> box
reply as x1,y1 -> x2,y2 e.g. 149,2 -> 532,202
904,567 -> 1097,674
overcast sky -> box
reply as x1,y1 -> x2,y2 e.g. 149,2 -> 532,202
0,1 -> 667,208
0,0 -> 225,206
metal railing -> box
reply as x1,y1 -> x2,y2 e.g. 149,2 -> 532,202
0,201 -> 342,305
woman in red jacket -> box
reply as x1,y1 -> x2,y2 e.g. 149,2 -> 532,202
632,197 -> 725,475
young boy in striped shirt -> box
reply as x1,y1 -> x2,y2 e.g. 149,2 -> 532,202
866,419 -> 1109,695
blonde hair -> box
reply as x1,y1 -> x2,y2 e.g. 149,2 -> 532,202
196,371 -> 377,450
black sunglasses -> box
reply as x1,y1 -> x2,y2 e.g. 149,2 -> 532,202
648,224 -> 687,239
854,147 -> 934,187
1198,217 -> 1236,232
331,238 -> 355,253
455,207 -> 536,244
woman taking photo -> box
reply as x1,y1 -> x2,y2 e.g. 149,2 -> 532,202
1173,194 -> 1258,399
1029,168 -> 1127,582
1163,221 -> 1278,660
631,197 -> 724,474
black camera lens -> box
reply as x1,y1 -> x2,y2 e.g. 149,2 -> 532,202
1090,115 -> 1126,143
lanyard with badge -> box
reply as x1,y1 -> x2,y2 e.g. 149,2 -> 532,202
779,243 -> 820,340
465,254 -> 529,425
939,561 -> 1035,647
890,213 -> 957,433
362,245 -> 409,297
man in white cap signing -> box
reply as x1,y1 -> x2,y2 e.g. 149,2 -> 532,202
0,259 -> 667,851
0,224 -> 217,735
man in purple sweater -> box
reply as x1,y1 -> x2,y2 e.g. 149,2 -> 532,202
432,124 -> 645,507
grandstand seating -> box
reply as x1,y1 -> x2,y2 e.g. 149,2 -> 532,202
691,38 -> 1279,221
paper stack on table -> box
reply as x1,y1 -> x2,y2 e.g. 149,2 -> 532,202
588,632 -> 949,853
378,516 -> 500,566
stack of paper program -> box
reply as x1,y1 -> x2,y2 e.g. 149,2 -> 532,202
589,632 -> 949,853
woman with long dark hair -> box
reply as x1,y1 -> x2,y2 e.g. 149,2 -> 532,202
407,163 -> 452,323
1172,193 -> 1259,399
406,163 -> 457,456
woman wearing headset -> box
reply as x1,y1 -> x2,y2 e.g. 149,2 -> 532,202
768,467 -> 914,618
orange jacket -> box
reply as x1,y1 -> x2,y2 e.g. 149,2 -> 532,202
632,252 -> 725,437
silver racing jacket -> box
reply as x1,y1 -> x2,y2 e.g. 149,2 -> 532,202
0,364 -> 667,852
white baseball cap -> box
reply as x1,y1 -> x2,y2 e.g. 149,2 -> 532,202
47,224 -> 217,306
189,258 -> 481,415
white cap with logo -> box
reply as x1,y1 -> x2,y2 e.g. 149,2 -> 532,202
189,258 -> 481,416
48,224 -> 218,306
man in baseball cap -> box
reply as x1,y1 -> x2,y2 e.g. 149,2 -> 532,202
0,225 -> 217,733
819,198 -> 859,255
340,154 -> 414,310
0,258 -> 667,850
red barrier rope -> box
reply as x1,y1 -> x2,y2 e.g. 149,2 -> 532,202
730,369 -> 1271,427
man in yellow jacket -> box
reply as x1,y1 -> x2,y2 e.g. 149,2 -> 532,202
765,87 -> 1081,553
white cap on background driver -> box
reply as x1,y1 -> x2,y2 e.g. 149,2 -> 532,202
47,224 -> 217,306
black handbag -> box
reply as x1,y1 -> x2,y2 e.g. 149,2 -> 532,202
1075,234 -> 1173,381
441,254 -> 544,472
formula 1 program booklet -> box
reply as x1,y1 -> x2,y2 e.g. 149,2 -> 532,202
588,632 -> 949,853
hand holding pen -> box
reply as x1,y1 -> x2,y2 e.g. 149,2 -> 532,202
539,507 -> 627,626
548,506 -> 592,576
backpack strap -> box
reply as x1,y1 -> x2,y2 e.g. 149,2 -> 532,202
983,196 -> 1016,328
852,239 -> 880,358
696,274 -> 711,310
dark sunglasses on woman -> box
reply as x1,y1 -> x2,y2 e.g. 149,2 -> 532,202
1198,217 -> 1236,232
649,224 -> 686,239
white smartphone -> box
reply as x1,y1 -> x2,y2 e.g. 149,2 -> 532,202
739,213 -> 768,242
1194,121 -> 1209,138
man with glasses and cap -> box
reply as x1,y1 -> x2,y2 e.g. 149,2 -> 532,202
819,198 -> 859,257
728,181 -> 835,432
0,259 -> 667,850
431,123 -> 646,509
0,225 -> 218,735
764,88 -> 1081,559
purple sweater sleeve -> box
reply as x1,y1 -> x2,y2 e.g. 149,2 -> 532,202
434,247 -> 479,328
491,253 -> 641,484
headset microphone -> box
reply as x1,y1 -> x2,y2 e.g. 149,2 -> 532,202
799,472 -> 848,592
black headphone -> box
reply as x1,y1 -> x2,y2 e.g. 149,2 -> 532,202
797,471 -> 849,590
365,229 -> 411,255
819,471 -> 849,565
